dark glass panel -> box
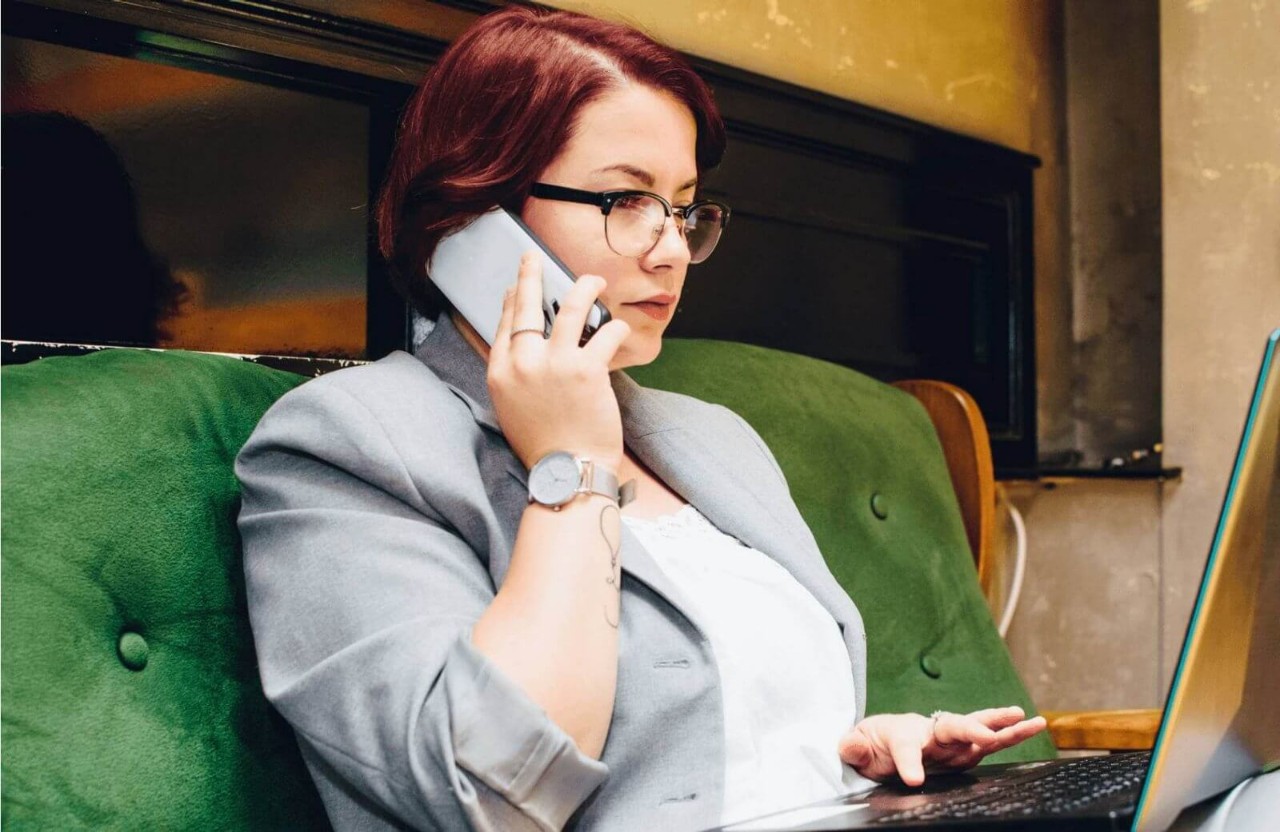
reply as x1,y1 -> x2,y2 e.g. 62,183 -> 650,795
3,35 -> 369,357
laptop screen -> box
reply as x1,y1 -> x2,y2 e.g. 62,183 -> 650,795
1136,329 -> 1280,832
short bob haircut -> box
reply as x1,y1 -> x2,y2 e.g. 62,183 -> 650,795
375,4 -> 727,321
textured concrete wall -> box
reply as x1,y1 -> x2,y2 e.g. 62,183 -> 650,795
1000,480 -> 1164,710
1159,0 -> 1280,686
1064,1 -> 1163,465
990,3 -> 1165,713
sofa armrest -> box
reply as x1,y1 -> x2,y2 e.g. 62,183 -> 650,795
1042,709 -> 1161,751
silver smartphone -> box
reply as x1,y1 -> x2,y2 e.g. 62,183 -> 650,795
426,207 -> 610,346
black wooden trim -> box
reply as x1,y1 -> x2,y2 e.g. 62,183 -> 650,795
729,202 -> 992,252
8,0 -> 452,79
366,103 -> 413,359
1011,184 -> 1038,461
431,0 -> 506,15
185,1 -> 453,55
1,339 -> 367,376
4,2 -> 420,102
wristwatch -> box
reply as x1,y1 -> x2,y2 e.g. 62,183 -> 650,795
527,451 -> 636,510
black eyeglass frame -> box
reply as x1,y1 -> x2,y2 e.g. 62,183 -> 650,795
528,182 -> 731,261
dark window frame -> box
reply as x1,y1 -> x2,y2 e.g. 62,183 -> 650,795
4,0 -> 427,358
4,0 -> 1041,472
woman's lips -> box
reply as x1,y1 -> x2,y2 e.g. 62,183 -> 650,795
625,301 -> 673,320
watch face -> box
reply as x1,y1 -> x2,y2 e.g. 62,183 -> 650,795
530,451 -> 580,506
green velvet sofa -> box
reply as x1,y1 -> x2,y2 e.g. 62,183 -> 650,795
1,339 -> 1053,829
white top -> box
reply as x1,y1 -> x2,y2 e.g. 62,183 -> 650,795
621,504 -> 875,826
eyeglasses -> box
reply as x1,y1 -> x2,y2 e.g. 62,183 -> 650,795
528,182 -> 730,264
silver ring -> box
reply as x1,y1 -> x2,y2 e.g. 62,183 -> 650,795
510,327 -> 545,339
930,710 -> 950,739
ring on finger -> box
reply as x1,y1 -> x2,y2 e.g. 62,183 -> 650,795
930,710 -> 952,742
511,327 -> 545,339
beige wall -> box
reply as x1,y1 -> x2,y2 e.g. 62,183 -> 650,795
1159,0 -> 1280,683
545,0 -> 1054,152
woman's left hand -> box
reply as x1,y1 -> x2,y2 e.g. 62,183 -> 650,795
837,706 -> 1047,786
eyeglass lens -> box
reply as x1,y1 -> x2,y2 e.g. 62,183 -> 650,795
605,194 -> 725,264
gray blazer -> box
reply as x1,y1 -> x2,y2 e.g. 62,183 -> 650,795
235,313 -> 867,832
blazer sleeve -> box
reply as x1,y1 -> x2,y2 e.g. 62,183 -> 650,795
235,377 -> 608,831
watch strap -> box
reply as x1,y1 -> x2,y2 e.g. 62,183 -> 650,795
570,457 -> 637,507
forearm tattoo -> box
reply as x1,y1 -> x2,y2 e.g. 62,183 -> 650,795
600,503 -> 622,629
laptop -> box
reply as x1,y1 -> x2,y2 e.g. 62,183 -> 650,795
708,329 -> 1280,832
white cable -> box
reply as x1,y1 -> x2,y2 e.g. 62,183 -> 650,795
998,500 -> 1028,638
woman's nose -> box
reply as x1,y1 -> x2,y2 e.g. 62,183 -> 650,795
643,214 -> 692,268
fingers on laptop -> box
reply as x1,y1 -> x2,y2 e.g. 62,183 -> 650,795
967,705 -> 1027,728
889,733 -> 927,787
923,710 -> 1048,776
992,715 -> 1048,748
839,710 -> 1047,786
933,713 -> 998,748
961,706 -> 1047,747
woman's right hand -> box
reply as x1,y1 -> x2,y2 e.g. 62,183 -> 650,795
487,250 -> 632,472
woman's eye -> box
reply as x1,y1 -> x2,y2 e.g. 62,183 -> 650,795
614,195 -> 648,212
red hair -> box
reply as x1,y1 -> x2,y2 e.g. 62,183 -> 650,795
374,4 -> 727,319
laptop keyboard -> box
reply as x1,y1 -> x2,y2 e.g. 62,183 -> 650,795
871,751 -> 1152,823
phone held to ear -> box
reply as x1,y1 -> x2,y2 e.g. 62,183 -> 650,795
426,207 -> 611,346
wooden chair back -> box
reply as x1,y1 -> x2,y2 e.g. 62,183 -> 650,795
892,379 -> 996,592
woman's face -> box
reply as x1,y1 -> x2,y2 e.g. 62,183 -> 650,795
520,83 -> 699,370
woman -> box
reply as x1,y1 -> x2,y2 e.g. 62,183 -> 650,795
236,6 -> 1045,831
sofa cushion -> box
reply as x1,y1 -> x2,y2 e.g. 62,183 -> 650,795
1,348 -> 330,829
630,338 -> 1056,762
